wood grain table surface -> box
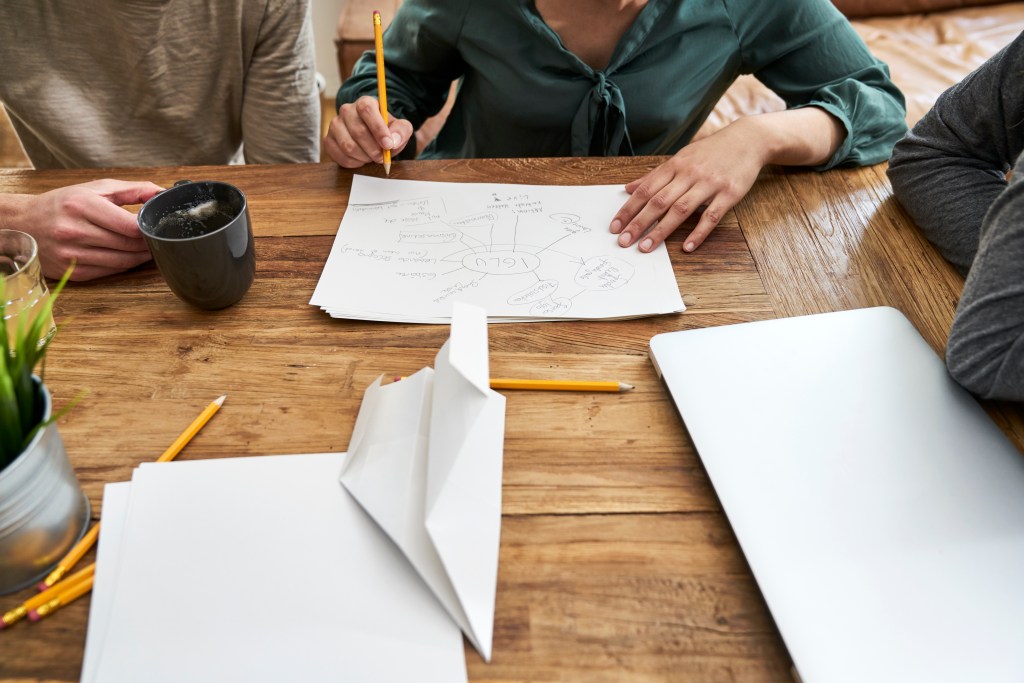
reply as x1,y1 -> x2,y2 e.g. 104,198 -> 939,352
0,158 -> 1020,683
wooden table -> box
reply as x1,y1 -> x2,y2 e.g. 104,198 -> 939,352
1,158 -> 1020,683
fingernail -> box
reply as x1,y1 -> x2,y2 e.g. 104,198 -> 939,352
382,136 -> 393,149
618,232 -> 631,247
610,219 -> 621,234
684,242 -> 695,252
640,238 -> 653,252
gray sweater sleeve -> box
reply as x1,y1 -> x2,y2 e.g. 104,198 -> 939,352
887,32 -> 1024,275
888,32 -> 1024,401
945,150 -> 1024,401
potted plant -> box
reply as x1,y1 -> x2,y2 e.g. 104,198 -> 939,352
0,265 -> 89,594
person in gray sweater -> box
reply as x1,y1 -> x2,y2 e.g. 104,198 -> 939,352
887,31 -> 1024,402
0,1 -> 320,281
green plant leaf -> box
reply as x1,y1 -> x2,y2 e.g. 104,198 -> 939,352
0,266 -> 75,471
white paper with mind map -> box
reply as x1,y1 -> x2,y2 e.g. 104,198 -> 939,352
310,175 -> 685,323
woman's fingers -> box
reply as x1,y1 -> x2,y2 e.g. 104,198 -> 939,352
619,180 -> 711,250
682,198 -> 733,252
388,119 -> 414,156
611,126 -> 765,252
325,116 -> 373,167
609,168 -> 667,236
350,97 -> 392,161
355,96 -> 395,150
325,96 -> 412,168
332,107 -> 378,164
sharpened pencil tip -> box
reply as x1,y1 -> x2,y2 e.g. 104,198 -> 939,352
384,162 -> 391,175
214,395 -> 227,407
619,382 -> 635,392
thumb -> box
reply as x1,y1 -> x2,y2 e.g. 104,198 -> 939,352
388,119 -> 415,154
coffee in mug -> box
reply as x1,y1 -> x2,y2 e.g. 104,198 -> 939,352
137,180 -> 256,310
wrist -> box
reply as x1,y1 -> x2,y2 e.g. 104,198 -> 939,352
730,108 -> 846,167
726,116 -> 779,167
0,194 -> 33,232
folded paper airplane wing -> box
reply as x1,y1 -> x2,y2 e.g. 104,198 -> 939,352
340,302 -> 506,661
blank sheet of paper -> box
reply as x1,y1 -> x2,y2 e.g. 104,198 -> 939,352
80,482 -> 130,683
83,453 -> 467,683
310,175 -> 685,322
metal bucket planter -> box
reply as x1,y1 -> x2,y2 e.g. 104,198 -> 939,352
0,378 -> 89,594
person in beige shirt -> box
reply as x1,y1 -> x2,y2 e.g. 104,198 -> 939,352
0,0 -> 320,281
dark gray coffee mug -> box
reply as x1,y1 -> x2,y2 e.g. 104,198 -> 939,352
137,180 -> 256,310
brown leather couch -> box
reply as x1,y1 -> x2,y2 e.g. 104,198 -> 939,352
336,0 -> 1024,151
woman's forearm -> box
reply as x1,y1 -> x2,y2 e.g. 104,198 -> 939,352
732,107 -> 846,169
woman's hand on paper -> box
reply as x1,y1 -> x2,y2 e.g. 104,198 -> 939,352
610,107 -> 846,253
609,118 -> 767,254
0,179 -> 160,281
324,95 -> 414,168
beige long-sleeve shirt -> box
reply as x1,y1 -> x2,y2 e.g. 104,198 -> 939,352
0,0 -> 320,169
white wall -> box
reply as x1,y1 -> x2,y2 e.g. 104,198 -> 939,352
311,0 -> 348,97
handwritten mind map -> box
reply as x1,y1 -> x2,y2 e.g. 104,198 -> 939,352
310,175 -> 685,323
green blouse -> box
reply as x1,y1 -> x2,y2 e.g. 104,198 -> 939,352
338,0 -> 907,167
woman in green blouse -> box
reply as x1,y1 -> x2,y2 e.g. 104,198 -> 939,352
326,0 -> 906,254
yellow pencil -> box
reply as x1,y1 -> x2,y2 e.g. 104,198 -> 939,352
1,564 -> 95,628
154,394 -> 227,464
373,10 -> 391,175
490,378 -> 634,392
393,376 -> 634,392
34,522 -> 99,591
28,572 -> 94,622
34,395 -> 226,591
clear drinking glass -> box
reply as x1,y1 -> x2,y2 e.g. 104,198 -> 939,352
0,230 -> 56,348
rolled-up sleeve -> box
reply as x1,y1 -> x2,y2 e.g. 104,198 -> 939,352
727,0 -> 907,169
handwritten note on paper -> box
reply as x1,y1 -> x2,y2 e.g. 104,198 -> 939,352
310,176 -> 686,323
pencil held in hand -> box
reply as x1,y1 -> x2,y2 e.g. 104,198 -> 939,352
373,10 -> 392,175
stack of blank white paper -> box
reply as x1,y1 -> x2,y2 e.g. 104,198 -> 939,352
309,175 -> 686,323
80,453 -> 468,683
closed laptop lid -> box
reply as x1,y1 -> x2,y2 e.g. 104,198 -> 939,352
650,307 -> 1024,683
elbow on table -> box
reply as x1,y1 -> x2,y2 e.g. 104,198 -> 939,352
945,326 -> 1023,401
946,348 -> 996,399
884,145 -> 922,213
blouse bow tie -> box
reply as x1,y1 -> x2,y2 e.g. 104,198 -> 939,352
571,71 -> 635,157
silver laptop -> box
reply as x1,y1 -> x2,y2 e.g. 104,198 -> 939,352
649,307 -> 1024,683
